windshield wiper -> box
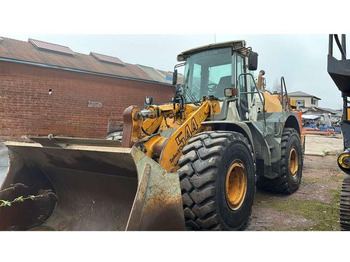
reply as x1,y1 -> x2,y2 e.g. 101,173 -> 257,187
183,67 -> 201,105
184,84 -> 201,106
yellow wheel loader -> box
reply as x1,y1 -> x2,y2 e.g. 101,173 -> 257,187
0,40 -> 304,231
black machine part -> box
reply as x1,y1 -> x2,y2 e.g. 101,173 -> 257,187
328,34 -> 350,151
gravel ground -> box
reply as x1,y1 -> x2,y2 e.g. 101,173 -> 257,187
304,134 -> 343,156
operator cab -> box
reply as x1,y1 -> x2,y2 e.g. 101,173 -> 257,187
173,40 -> 258,120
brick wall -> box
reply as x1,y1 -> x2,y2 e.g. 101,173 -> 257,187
0,61 -> 175,139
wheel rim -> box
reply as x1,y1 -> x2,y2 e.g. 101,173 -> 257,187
225,160 -> 247,210
289,147 -> 299,177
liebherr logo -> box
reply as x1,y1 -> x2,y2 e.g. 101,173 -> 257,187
170,118 -> 199,164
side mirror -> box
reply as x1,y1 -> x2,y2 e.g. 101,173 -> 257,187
248,51 -> 258,71
172,69 -> 178,85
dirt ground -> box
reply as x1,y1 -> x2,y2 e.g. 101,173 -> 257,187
247,145 -> 344,231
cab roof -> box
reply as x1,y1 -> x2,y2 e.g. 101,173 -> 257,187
177,40 -> 246,61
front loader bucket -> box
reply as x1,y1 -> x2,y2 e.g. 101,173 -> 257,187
0,137 -> 185,231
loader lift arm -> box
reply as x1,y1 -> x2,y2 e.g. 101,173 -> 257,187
122,98 -> 220,173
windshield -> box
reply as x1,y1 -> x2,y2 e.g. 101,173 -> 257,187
182,47 -> 233,103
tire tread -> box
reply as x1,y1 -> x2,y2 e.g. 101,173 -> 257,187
178,131 -> 255,230
340,177 -> 350,231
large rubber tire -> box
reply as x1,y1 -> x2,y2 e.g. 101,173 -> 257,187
178,131 -> 255,231
257,128 -> 303,194
340,175 -> 350,231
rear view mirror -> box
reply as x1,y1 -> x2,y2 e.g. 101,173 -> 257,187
172,69 -> 178,85
248,51 -> 258,71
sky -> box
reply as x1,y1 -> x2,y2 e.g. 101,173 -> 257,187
1,1 -> 348,111
3,33 -> 347,110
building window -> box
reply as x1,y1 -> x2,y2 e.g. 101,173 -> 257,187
296,100 -> 305,107
311,97 -> 317,105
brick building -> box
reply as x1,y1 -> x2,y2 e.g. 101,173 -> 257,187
0,37 -> 176,139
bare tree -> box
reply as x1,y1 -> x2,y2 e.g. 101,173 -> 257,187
269,78 -> 281,94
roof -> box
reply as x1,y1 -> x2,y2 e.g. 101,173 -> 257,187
90,52 -> 125,66
137,64 -> 168,82
302,115 -> 320,120
304,107 -> 342,116
288,91 -> 321,100
177,40 -> 246,61
0,36 -> 175,85
29,38 -> 75,56
318,107 -> 342,115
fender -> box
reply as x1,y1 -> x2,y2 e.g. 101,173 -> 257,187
201,120 -> 255,157
284,113 -> 302,136
202,120 -> 276,178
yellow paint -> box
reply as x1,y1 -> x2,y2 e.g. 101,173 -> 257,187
289,147 -> 299,177
128,99 -> 220,173
142,117 -> 163,135
225,160 -> 247,210
158,101 -> 212,172
143,135 -> 168,158
338,152 -> 350,169
130,108 -> 143,144
289,98 -> 297,109
262,92 -> 282,113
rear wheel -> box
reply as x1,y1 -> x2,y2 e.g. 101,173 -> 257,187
257,128 -> 303,194
178,131 -> 255,230
340,175 -> 350,231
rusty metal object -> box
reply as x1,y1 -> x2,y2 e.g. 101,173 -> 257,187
0,137 -> 185,231
122,105 -> 137,148
127,147 -> 185,230
303,128 -> 337,136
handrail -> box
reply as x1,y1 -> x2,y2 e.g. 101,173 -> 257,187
238,73 -> 267,133
280,77 -> 290,111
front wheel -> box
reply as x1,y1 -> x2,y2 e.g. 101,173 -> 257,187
178,131 -> 256,230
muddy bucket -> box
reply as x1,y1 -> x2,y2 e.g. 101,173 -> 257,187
0,137 -> 185,231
